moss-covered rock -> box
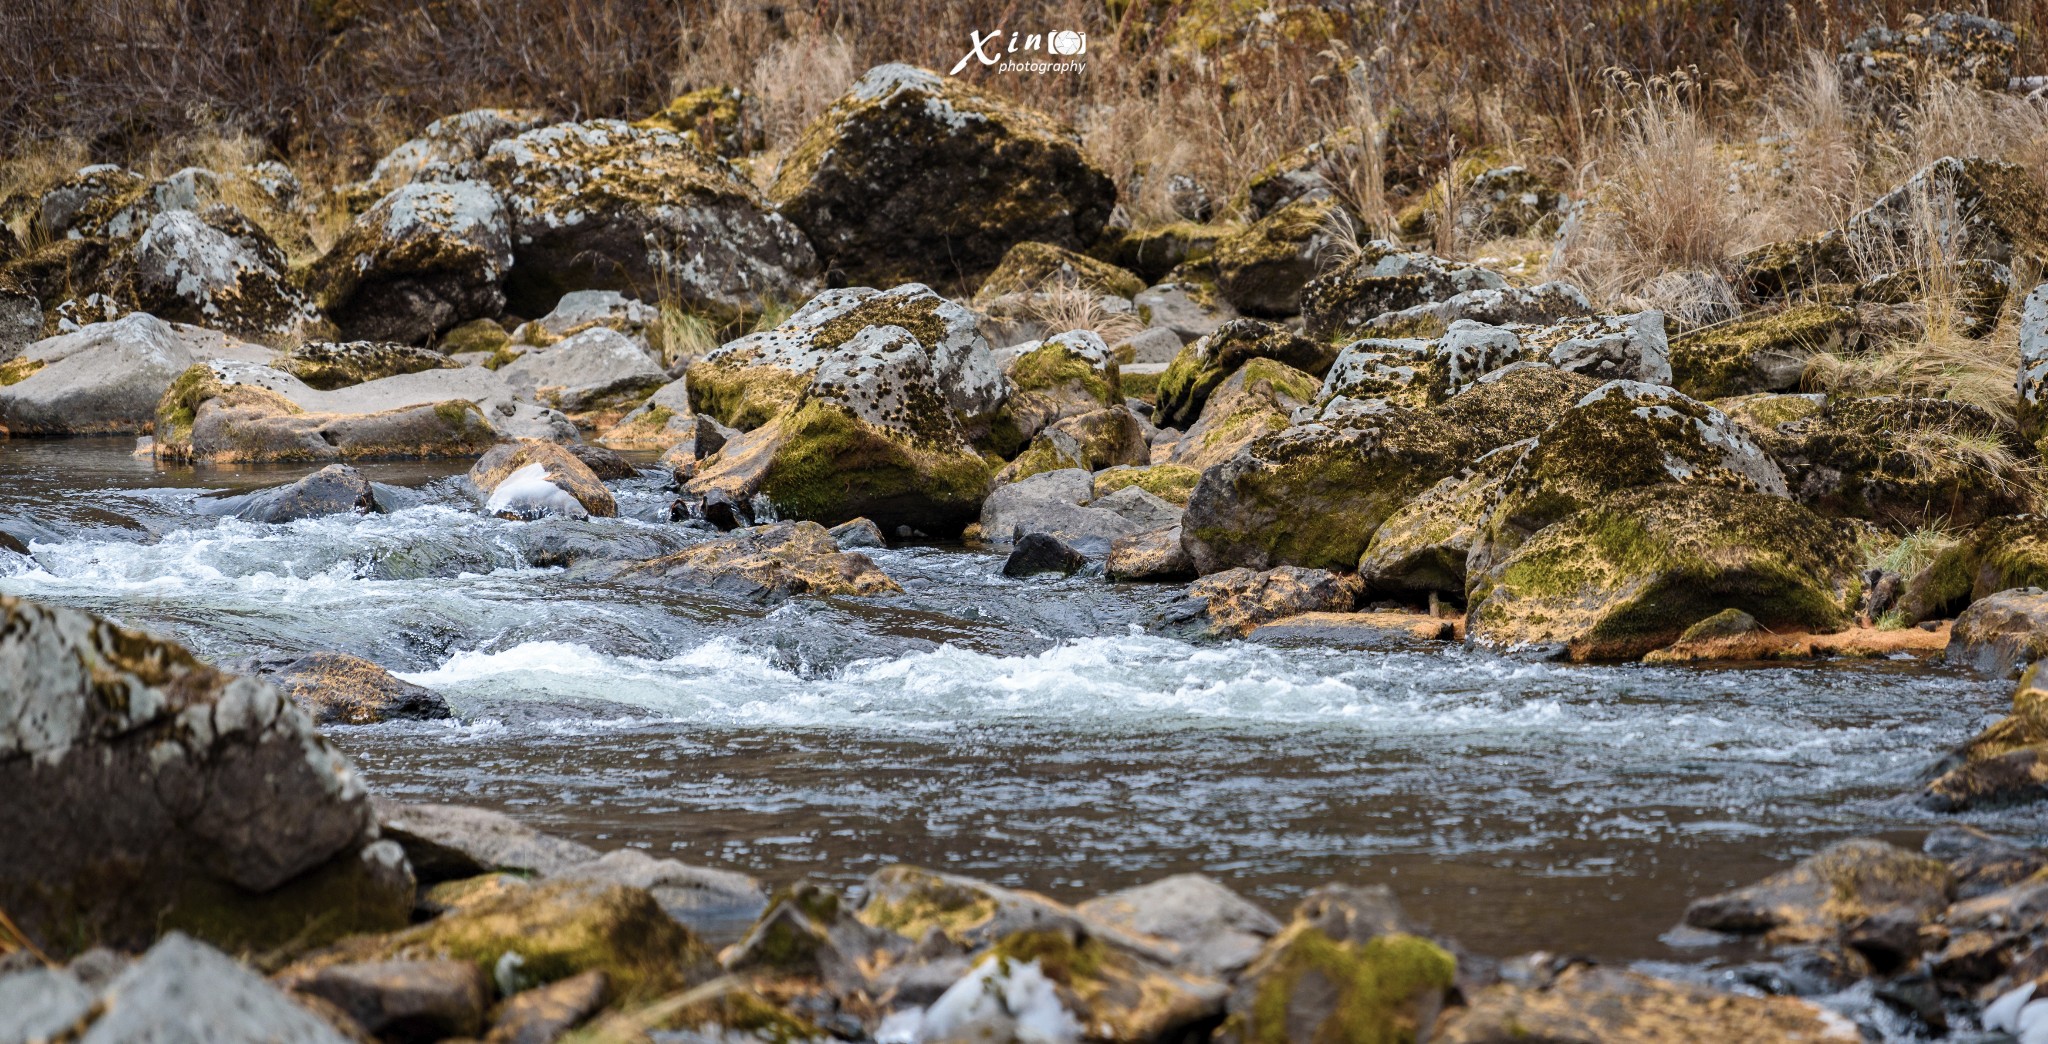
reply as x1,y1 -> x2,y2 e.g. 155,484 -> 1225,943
618,520 -> 900,602
968,925 -> 1228,1043
1162,565 -> 1366,638
1394,160 -> 1562,243
1921,659 -> 2048,810
1669,303 -> 1859,399
284,340 -> 460,390
856,865 -> 1073,950
1856,258 -> 2012,339
1236,125 -> 1370,221
1733,230 -> 1852,299
1092,221 -> 1238,284
1182,400 -> 1475,574
120,206 -> 321,340
1839,11 -> 2017,100
991,330 -> 1123,453
635,85 -> 763,158
1711,391 -> 1828,433
1168,357 -> 1322,473
310,179 -> 511,345
995,406 -> 1151,485
974,241 -> 1146,305
1467,484 -> 1861,661
1094,463 -> 1202,506
1300,243 -> 1509,342
1218,887 -> 1457,1044
1945,587 -> 2048,677
1357,442 -> 1525,607
485,119 -> 816,316
1766,396 -> 2031,532
770,64 -> 1114,289
1896,516 -> 2048,624
154,363 -> 499,465
1315,337 -> 1432,407
1435,965 -> 1857,1043
1845,157 -> 2048,273
1211,196 -> 1349,317
1155,319 -> 1331,430
1428,365 -> 1600,453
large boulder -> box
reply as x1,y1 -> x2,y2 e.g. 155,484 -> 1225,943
768,64 -> 1115,288
995,406 -> 1151,485
0,312 -> 273,436
687,283 -> 1004,431
1844,157 -> 2048,272
1763,396 -> 2030,531
0,595 -> 412,955
1301,242 -> 1510,341
1155,318 -> 1331,430
311,179 -> 512,344
1356,441 -> 1525,606
240,651 -> 452,726
1182,401 -> 1474,574
154,361 -> 502,464
495,326 -> 668,421
346,107 -> 550,205
484,119 -> 817,315
1896,516 -> 2048,625
1947,589 -> 2048,677
119,206 -> 318,340
1428,364 -> 1602,453
1668,302 -> 1857,399
1467,484 -> 1861,661
1211,196 -> 1351,316
45,933 -> 359,1043
618,521 -> 900,602
977,468 -> 1161,556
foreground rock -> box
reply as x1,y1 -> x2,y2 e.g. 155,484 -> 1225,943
470,439 -> 618,519
1467,484 -> 1860,661
1436,963 -> 1857,1042
0,595 -> 411,955
154,360 -> 515,464
770,65 -> 1114,287
1947,588 -> 2048,676
0,312 -> 272,436
1683,838 -> 1953,972
1921,662 -> 2048,812
229,464 -> 381,523
618,521 -> 900,602
24,933 -> 356,1043
1219,884 -> 1456,1043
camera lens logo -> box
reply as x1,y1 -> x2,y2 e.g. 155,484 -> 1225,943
1048,30 -> 1087,56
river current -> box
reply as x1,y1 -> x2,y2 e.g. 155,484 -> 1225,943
0,437 -> 2029,968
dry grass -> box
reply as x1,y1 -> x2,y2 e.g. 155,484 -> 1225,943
1025,280 -> 1146,345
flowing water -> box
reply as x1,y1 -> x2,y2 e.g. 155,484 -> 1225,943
2,438 -> 2034,967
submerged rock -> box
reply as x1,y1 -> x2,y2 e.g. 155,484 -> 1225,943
471,439 -> 619,520
619,521 -> 901,602
0,595 -> 411,955
231,464 -> 381,523
1921,658 -> 2048,811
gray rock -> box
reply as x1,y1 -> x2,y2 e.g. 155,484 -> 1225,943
373,798 -> 599,883
0,313 -> 272,436
1003,532 -> 1087,577
1301,243 -> 1510,340
192,359 -> 558,443
0,280 -> 37,363
1136,282 -> 1239,343
499,326 -> 667,415
77,933 -> 351,1044
313,179 -> 512,344
1113,326 -> 1186,365
1077,874 -> 1282,979
554,848 -> 767,941
978,468 -> 1143,556
0,966 -> 96,1043
487,970 -> 609,1044
349,108 -> 549,202
1360,280 -> 1590,336
2018,283 -> 2048,408
1107,526 -> 1196,582
0,596 -> 405,954
1538,310 -> 1671,386
281,959 -> 489,1042
231,465 -> 381,524
510,289 -> 659,349
829,517 -> 888,549
1948,588 -> 2048,677
1090,484 -> 1181,531
125,208 -> 319,339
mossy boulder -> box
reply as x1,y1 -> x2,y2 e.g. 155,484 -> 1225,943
1315,337 -> 1432,408
687,284 -> 1004,433
34,164 -> 149,240
1182,400 -> 1475,574
1211,195 -> 1349,317
1946,588 -> 2048,677
1428,365 -> 1601,453
310,179 -> 512,345
1766,396 -> 2031,531
1300,243 -> 1509,342
965,926 -> 1228,1043
154,362 -> 499,465
1477,381 -> 1788,569
1896,516 -> 2048,624
1669,303 -> 1859,399
995,406 -> 1151,485
1683,838 -> 1953,962
974,241 -> 1146,305
1711,391 -> 1828,433
1168,357 -> 1322,473
484,118 -> 816,316
1467,484 -> 1861,661
1921,659 -> 2048,810
1155,319 -> 1331,430
344,107 -> 549,208
1093,221 -> 1237,284
1236,125 -> 1370,221
1357,442 -> 1525,607
635,85 -> 762,158
1856,258 -> 2012,339
120,206 -> 321,340
0,312 -> 258,437
283,340 -> 460,390
1095,463 -> 1202,506
770,64 -> 1114,288
0,594 -> 411,956
1845,157 -> 2048,273
856,865 -> 1073,950
1733,231 -> 1851,299
992,330 -> 1123,453
1218,886 -> 1456,1044
619,520 -> 900,602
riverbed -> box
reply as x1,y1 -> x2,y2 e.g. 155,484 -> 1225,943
0,437 -> 2026,964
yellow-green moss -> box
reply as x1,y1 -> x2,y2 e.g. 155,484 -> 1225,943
1009,340 -> 1119,404
1095,464 -> 1200,505
439,317 -> 509,355
1227,929 -> 1455,1044
858,877 -> 1000,943
758,400 -> 993,535
975,241 -> 1146,303
0,357 -> 44,386
1669,304 -> 1857,399
682,361 -> 809,431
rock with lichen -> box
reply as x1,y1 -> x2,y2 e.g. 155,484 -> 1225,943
1395,159 -> 1564,243
1669,302 -> 1859,399
1236,125 -> 1371,221
1436,963 -> 1859,1043
485,118 -> 817,316
1683,838 -> 1953,972
636,85 -> 763,158
239,651 -> 452,726
1762,396 -> 2031,532
1845,157 -> 2048,273
1301,242 -> 1510,341
311,180 -> 513,345
1210,195 -> 1352,317
619,520 -> 901,602
495,326 -> 668,425
1182,400 -> 1474,574
0,312 -> 275,436
992,329 -> 1124,452
1159,565 -> 1365,637
1838,12 -> 2017,101
153,360 -> 508,464
344,107 -> 550,208
283,340 -> 459,391
1155,318 -> 1332,430
1467,483 -> 1860,661
1217,884 -> 1457,1044
120,206 -> 321,339
770,64 -> 1114,289
0,595 -> 414,956
995,406 -> 1151,485
1169,357 -> 1323,473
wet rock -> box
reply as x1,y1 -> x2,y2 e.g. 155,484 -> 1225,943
1356,441 -> 1525,606
1762,396 -> 2027,531
1839,12 -> 2017,100
1135,280 -> 1240,343
1106,525 -> 1196,582
1218,885 -> 1456,1044
1168,358 -> 1323,473
1468,484 -> 1860,661
496,326 -> 668,421
1182,401 -> 1473,574
284,340 -> 460,390
374,799 -> 600,883
298,878 -> 705,999
993,329 -> 1123,451
995,406 -> 1151,485
1434,963 -> 1858,1043
242,651 -> 451,726
1845,157 -> 2048,271
1896,516 -> 2048,625
486,969 -> 608,1044
1155,318 -> 1329,431
1949,590 -> 2048,679
1212,195 -> 1352,316
0,595 -> 410,955
0,312 -> 271,436
154,361 -> 503,464
346,107 -> 549,206
122,206 -> 319,339
74,933 -> 356,1043
978,468 -> 1141,556
314,180 -> 512,345
471,439 -> 618,519
553,848 -> 767,939
1670,303 -> 1858,399
233,464 -> 381,523
828,517 -> 888,549
1924,826 -> 2047,899
1685,838 -> 1953,971
1078,874 -> 1282,980
486,118 -> 816,315
769,64 -> 1114,288
279,959 -> 490,1042
620,520 -> 901,602
1301,242 -> 1510,341
564,442 -> 635,480
1164,566 -> 1365,638
689,283 -> 1004,432
1003,532 -> 1088,577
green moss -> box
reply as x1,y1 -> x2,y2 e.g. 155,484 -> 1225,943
975,241 -> 1146,303
1009,340 -> 1119,404
985,928 -> 1109,990
1155,320 -> 1330,430
1358,313 -> 1449,341
1669,304 -> 1857,399
0,357 -> 44,386
482,344 -> 525,370
1228,929 -> 1455,1044
153,363 -> 224,453
759,400 -> 993,535
387,882 -> 698,1000
1092,221 -> 1237,283
1095,464 -> 1201,505
653,989 -> 823,1043
858,874 -> 1000,943
682,360 -> 809,431
438,317 -> 510,355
